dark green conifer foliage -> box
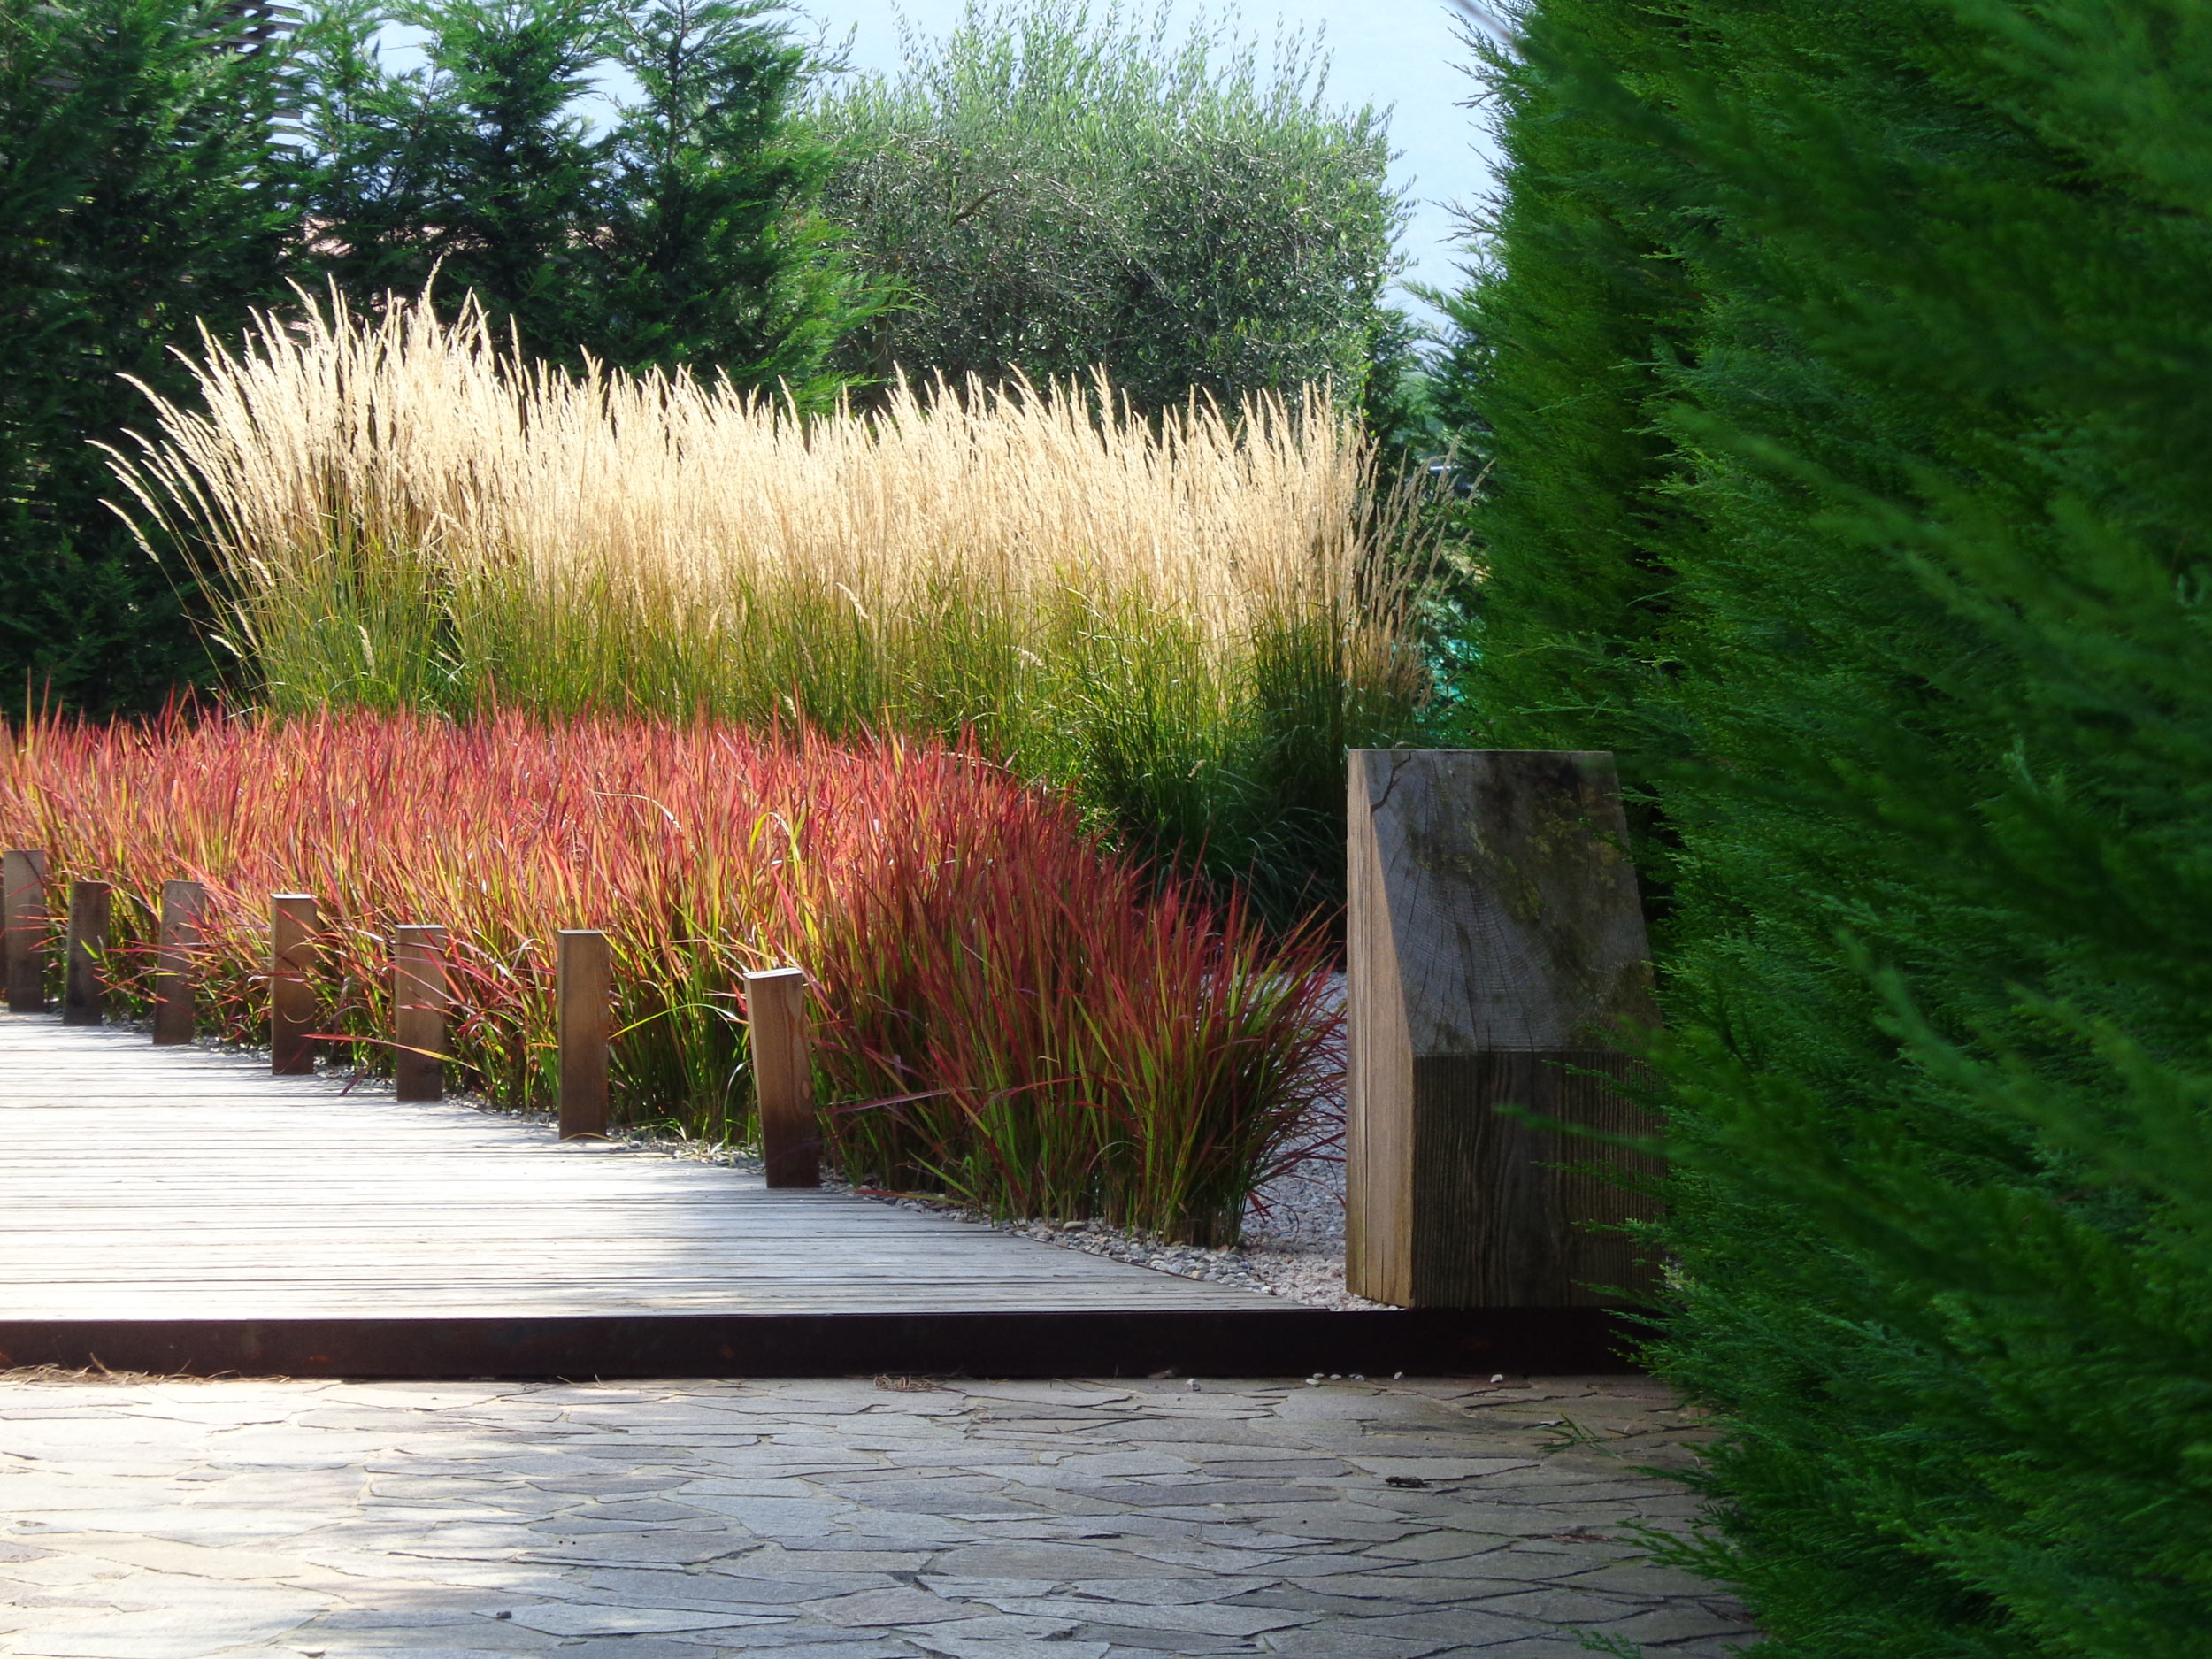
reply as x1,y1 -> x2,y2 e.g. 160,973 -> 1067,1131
415,0 -> 614,355
288,0 -> 444,304
1435,2 -> 1695,777
1450,2 -> 2212,1654
598,0 -> 864,396
300,0 -> 608,347
0,0 -> 289,710
291,0 -> 860,389
1358,303 -> 1454,483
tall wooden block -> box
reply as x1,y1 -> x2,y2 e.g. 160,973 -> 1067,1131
271,893 -> 320,1075
4,849 -> 49,1013
557,929 -> 610,1140
744,966 -> 819,1189
394,925 -> 449,1102
153,879 -> 207,1046
1346,749 -> 1663,1310
63,881 -> 111,1026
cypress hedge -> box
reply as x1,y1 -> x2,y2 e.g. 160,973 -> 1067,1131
1444,3 -> 2212,1654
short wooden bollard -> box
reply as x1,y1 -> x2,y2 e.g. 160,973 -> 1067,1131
557,929 -> 610,1139
4,849 -> 49,1013
152,879 -> 207,1046
394,924 -> 449,1102
1346,749 -> 1663,1309
63,880 -> 111,1026
744,966 -> 819,1188
270,893 -> 320,1075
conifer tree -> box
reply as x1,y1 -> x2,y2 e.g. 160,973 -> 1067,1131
319,0 -> 609,353
598,0 -> 864,396
290,0 -> 859,387
410,0 -> 608,353
1428,1 -> 1694,777
1447,2 -> 2212,1653
286,0 -> 449,305
0,0 -> 290,709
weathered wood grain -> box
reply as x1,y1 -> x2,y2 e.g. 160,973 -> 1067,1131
271,893 -> 319,1075
745,966 -> 819,1189
4,849 -> 48,1014
152,879 -> 207,1046
557,928 -> 610,1139
393,924 -> 449,1102
62,881 -> 110,1027
1347,749 -> 1663,1310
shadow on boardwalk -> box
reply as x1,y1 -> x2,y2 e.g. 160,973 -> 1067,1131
0,1371 -> 1754,1658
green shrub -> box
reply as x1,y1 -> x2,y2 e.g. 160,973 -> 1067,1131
1449,2 -> 2212,1653
806,0 -> 1404,413
1422,4 -> 1691,775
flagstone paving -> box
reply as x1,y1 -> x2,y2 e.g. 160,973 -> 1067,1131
0,1371 -> 1754,1659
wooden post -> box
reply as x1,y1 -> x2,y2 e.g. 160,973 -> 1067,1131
153,879 -> 207,1046
557,929 -> 610,1140
394,924 -> 449,1102
744,966 -> 818,1189
62,881 -> 111,1026
4,849 -> 49,1013
1346,749 -> 1663,1310
271,893 -> 319,1075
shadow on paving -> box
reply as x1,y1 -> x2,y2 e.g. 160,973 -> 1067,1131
0,1372 -> 1755,1659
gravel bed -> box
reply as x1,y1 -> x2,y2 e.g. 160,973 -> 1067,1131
188,967 -> 1378,1310
599,1125 -> 1381,1311
605,972 -> 1383,1311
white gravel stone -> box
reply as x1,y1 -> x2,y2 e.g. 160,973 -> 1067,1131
538,975 -> 1386,1309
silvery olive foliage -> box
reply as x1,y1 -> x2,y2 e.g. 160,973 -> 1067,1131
807,0 -> 1405,411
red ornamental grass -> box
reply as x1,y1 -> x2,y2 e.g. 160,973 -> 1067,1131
0,709 -> 1338,1242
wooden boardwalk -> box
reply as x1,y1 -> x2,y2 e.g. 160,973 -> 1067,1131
0,1015 -> 1626,1379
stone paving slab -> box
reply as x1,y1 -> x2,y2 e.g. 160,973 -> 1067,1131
0,1372 -> 1754,1658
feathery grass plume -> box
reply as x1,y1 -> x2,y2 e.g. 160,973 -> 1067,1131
0,708 -> 1337,1242
102,285 -> 1433,923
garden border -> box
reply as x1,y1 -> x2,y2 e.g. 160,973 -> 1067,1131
0,1307 -> 1640,1380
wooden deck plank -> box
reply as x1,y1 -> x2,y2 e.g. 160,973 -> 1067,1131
0,1014 -> 1260,1322
0,1010 -> 1636,1379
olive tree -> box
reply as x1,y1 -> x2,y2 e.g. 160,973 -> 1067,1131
808,0 -> 1404,411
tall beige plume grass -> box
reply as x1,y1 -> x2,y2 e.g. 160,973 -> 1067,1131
105,287 -> 1432,914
